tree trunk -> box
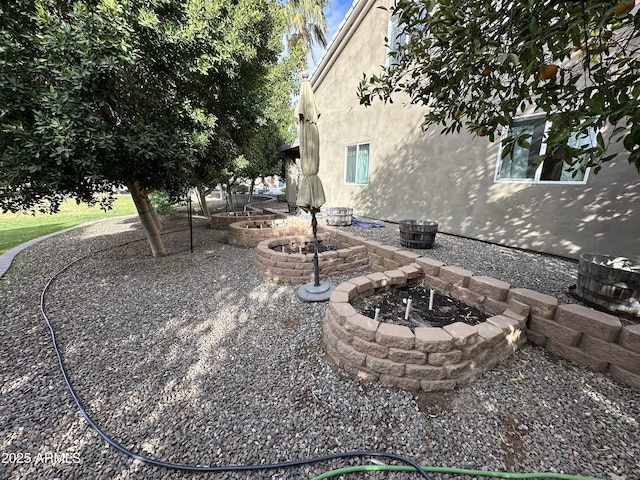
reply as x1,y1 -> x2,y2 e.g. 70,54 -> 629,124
248,178 -> 255,203
223,184 -> 230,210
225,182 -> 235,210
128,181 -> 168,257
144,194 -> 162,233
196,186 -> 211,218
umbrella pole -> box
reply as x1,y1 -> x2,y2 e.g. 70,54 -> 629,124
312,212 -> 320,287
297,210 -> 336,302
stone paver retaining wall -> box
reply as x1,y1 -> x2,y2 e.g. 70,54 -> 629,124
210,210 -> 284,230
254,232 -> 369,285
246,222 -> 638,390
229,217 -> 311,248
527,304 -> 640,389
318,229 -> 640,390
323,266 -> 529,392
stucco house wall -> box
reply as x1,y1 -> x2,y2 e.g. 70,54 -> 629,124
310,0 -> 639,260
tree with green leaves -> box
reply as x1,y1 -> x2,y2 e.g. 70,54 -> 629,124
239,53 -> 299,197
358,0 -> 640,176
285,0 -> 330,64
0,0 -> 287,256
190,41 -> 299,214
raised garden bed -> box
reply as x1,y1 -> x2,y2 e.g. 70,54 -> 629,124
210,210 -> 282,230
228,217 -> 309,248
353,281 -> 491,329
254,233 -> 369,285
323,266 -> 529,392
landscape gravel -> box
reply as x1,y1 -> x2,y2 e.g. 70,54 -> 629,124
1,208 -> 638,480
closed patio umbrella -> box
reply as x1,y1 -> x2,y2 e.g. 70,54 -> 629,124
296,74 -> 325,213
296,72 -> 335,302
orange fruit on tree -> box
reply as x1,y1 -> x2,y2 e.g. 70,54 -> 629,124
477,129 -> 488,137
481,67 -> 491,76
454,110 -> 462,119
540,64 -> 559,80
615,0 -> 635,15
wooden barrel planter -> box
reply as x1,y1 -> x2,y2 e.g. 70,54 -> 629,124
326,207 -> 353,226
399,220 -> 438,249
576,253 -> 640,316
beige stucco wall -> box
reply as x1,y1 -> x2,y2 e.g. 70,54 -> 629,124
310,0 -> 639,260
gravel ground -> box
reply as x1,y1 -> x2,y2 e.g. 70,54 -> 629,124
1,207 -> 638,480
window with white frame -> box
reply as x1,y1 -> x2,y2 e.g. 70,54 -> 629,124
494,115 -> 594,184
345,143 -> 369,185
387,13 -> 409,67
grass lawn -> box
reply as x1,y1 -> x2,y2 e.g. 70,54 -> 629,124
0,196 -> 138,254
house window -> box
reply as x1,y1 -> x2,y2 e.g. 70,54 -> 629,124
495,115 -> 594,184
387,13 -> 409,67
345,143 -> 369,185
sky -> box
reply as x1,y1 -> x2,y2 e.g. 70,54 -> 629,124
325,0 -> 354,41
309,0 -> 354,73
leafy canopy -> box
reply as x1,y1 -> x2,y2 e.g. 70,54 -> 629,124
285,0 -> 330,59
358,0 -> 640,175
0,0 -> 289,213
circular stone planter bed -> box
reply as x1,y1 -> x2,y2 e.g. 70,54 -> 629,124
254,233 -> 369,285
210,210 -> 281,230
227,217 -> 311,248
271,238 -> 339,255
323,267 -> 530,392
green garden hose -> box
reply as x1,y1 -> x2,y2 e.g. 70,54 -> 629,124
310,464 -> 605,480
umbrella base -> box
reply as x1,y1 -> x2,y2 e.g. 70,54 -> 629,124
297,281 -> 336,302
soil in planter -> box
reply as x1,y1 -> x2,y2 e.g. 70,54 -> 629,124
353,281 -> 491,330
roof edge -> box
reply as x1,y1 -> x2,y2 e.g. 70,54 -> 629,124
311,0 -> 377,90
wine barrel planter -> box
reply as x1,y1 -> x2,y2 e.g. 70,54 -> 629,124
326,207 -> 353,226
399,220 -> 438,249
576,253 -> 640,316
